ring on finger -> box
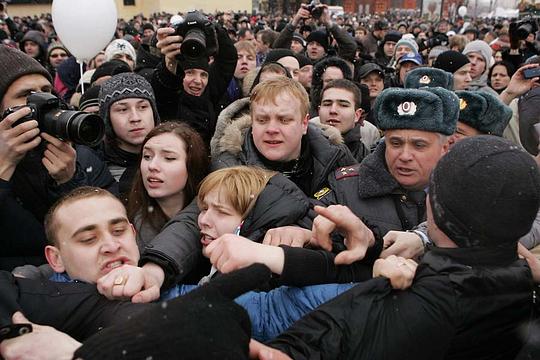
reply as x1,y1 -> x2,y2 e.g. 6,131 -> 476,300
113,275 -> 125,286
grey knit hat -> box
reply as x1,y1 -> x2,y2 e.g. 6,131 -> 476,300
0,45 -> 52,102
462,40 -> 494,69
374,87 -> 459,136
99,72 -> 160,138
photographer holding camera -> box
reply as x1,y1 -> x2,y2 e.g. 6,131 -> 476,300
503,16 -> 540,71
272,2 -> 357,63
151,11 -> 237,144
0,45 -> 116,271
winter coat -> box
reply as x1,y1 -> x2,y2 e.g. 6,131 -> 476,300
210,97 -> 357,198
316,142 -> 426,235
0,269 -> 354,343
269,246 -> 534,360
518,87 -> 540,155
150,25 -> 237,144
140,172 -> 312,287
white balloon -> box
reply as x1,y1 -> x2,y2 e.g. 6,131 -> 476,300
458,6 -> 467,17
52,0 -> 117,61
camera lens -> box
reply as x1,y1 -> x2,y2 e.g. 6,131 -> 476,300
181,28 -> 207,59
42,110 -> 104,147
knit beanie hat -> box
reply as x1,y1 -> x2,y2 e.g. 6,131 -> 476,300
375,87 -> 459,135
98,72 -> 160,138
73,264 -> 271,360
0,45 -> 52,101
306,30 -> 329,51
433,50 -> 470,73
404,67 -> 454,90
428,45 -> 449,61
383,30 -> 402,45
296,53 -> 312,68
20,30 -> 47,53
79,85 -> 101,112
105,39 -> 137,66
430,136 -> 540,247
395,37 -> 419,55
46,42 -> 69,59
90,59 -> 132,84
180,56 -> 210,72
264,48 -> 297,65
462,40 -> 494,69
455,90 -> 512,136
292,32 -> 306,47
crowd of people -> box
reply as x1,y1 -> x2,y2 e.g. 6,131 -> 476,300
1,2 -> 540,359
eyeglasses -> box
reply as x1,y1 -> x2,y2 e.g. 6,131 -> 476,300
50,53 -> 68,58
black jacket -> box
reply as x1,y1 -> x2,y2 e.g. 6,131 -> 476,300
151,25 -> 237,144
140,173 -> 312,287
269,246 -> 534,360
317,142 -> 426,235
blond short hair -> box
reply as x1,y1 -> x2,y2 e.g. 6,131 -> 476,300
197,166 -> 276,218
250,77 -> 310,118
235,40 -> 256,57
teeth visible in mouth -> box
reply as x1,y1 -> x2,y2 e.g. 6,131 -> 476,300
148,179 -> 161,183
107,260 -> 123,269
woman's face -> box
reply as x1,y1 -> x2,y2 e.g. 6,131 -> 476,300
198,188 -> 243,247
490,64 -> 511,91
140,133 -> 188,203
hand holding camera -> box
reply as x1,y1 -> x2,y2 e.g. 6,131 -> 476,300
0,107 -> 41,181
156,26 -> 183,75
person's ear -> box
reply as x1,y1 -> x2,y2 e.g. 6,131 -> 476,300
45,245 -> 66,273
354,108 -> 364,126
302,114 -> 309,135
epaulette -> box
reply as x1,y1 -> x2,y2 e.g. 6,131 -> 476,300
335,164 -> 361,180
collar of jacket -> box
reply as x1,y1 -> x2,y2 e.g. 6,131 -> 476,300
424,243 -> 518,268
356,142 -> 406,199
103,140 -> 140,167
343,124 -> 362,145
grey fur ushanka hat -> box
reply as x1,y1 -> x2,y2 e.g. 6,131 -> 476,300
374,87 -> 459,136
455,90 -> 512,136
404,67 -> 454,90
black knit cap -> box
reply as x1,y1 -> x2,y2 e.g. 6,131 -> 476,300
455,90 -> 512,136
264,48 -> 297,64
430,136 -> 540,247
78,85 -> 101,112
382,30 -> 402,45
306,30 -> 329,51
90,59 -> 132,85
433,50 -> 470,74
0,45 -> 52,101
98,72 -> 160,138
181,56 -> 210,72
73,264 -> 271,360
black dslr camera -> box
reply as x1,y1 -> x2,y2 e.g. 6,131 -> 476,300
173,10 -> 219,60
306,0 -> 324,20
511,16 -> 539,40
3,93 -> 105,147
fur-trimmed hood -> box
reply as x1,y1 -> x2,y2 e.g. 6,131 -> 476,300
211,97 -> 344,159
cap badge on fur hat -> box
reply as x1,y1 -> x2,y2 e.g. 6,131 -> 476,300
397,101 -> 417,116
419,75 -> 431,85
459,98 -> 468,110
